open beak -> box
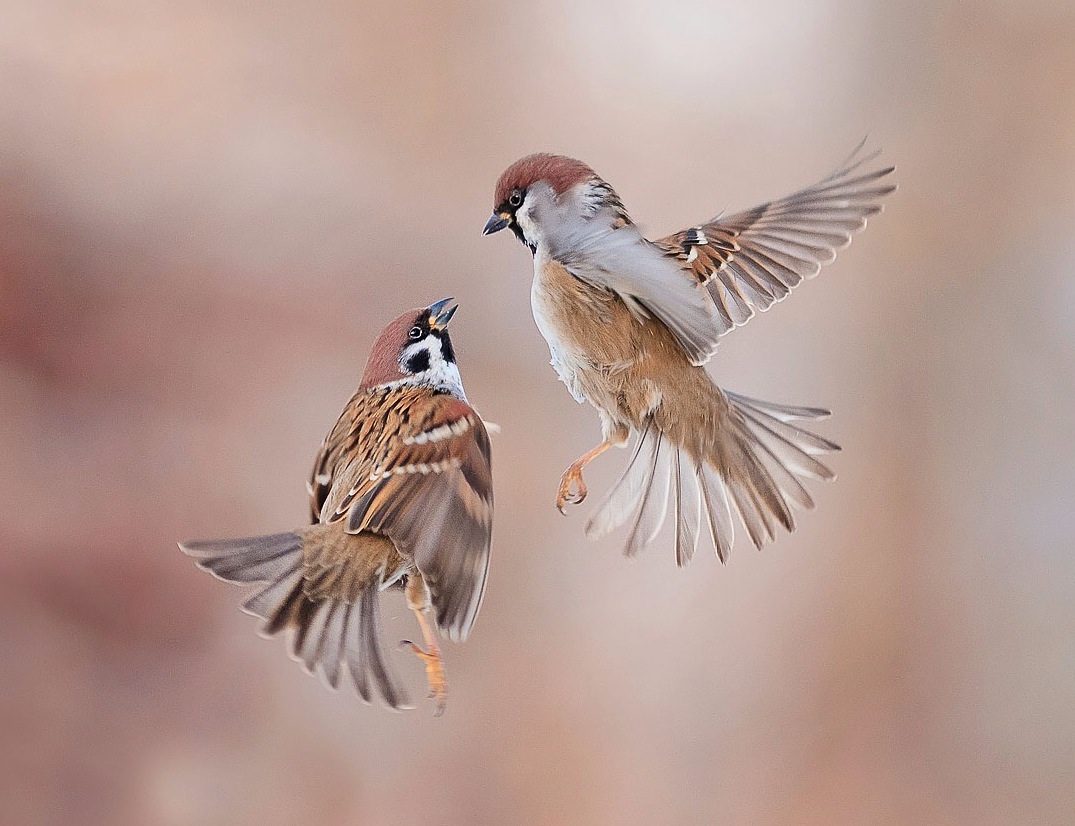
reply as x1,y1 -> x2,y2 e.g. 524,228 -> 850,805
482,213 -> 510,235
427,297 -> 458,330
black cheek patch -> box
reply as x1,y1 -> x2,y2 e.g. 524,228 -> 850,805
509,222 -> 529,249
436,330 -> 456,363
406,349 -> 431,374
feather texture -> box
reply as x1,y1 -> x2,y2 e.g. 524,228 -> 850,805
584,390 -> 840,563
179,528 -> 413,708
655,145 -> 896,337
180,303 -> 492,714
488,147 -> 892,565
312,386 -> 493,643
553,219 -> 723,366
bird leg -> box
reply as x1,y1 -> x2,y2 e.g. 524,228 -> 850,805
556,439 -> 615,513
400,573 -> 447,716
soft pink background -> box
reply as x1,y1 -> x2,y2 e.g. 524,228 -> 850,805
2,1 -> 1074,824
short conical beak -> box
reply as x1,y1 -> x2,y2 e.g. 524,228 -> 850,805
428,297 -> 458,330
482,213 -> 510,235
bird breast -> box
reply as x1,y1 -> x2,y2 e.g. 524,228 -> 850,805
530,255 -> 641,410
530,252 -> 722,445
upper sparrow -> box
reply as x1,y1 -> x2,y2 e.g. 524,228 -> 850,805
483,147 -> 894,563
180,299 -> 492,715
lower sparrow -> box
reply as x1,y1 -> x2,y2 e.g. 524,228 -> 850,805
180,299 -> 493,715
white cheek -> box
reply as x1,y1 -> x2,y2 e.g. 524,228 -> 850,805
516,196 -> 541,246
394,339 -> 467,400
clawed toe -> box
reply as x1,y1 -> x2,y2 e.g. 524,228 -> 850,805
400,638 -> 447,715
555,469 -> 588,513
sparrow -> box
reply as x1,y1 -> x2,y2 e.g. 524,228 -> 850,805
179,298 -> 492,715
483,146 -> 894,563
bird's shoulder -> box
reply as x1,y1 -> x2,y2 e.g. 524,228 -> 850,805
308,384 -> 484,524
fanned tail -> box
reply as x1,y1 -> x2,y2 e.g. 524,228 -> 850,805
179,530 -> 412,710
584,419 -> 671,558
584,391 -> 839,563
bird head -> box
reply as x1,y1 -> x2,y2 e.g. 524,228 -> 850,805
482,153 -> 629,254
360,298 -> 465,398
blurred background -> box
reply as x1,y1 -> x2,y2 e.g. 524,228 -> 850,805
2,1 -> 1074,824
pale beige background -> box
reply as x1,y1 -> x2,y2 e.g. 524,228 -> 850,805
2,1 -> 1074,824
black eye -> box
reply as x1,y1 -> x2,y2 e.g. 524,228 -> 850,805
508,189 -> 523,207
408,326 -> 423,340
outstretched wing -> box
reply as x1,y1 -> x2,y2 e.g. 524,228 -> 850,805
315,388 -> 493,643
654,145 -> 896,337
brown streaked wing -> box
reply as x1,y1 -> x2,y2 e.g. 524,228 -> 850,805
309,387 -> 408,525
308,436 -> 335,524
325,389 -> 493,643
308,391 -> 363,525
654,145 -> 896,337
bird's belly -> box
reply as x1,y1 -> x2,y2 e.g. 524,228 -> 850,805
531,282 -> 589,404
530,259 -> 634,410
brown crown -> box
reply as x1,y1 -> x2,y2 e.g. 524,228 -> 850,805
359,308 -> 426,388
493,153 -> 597,205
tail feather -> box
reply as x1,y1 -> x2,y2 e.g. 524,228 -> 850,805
718,391 -> 838,552
725,471 -> 779,549
342,602 -> 370,701
295,596 -> 332,673
729,435 -> 796,540
342,591 -> 411,709
727,391 -> 839,458
672,452 -> 703,566
178,531 -> 412,710
698,461 -> 735,563
318,600 -> 346,689
749,430 -> 817,511
624,431 -> 672,557
360,590 -> 410,709
183,532 -> 302,583
734,416 -> 836,477
586,419 -> 660,540
243,567 -> 305,623
724,392 -> 833,423
583,390 -> 839,563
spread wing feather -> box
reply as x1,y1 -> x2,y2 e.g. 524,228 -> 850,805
654,145 -> 896,337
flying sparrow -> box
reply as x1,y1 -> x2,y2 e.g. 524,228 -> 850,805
483,147 -> 894,563
179,298 -> 492,715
